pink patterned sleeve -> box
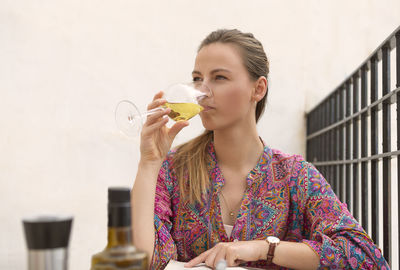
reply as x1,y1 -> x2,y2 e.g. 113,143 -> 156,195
150,157 -> 178,269
298,161 -> 389,269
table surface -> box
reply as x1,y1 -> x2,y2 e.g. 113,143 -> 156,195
165,260 -> 262,270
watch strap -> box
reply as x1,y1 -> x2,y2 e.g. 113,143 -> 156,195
266,243 -> 276,265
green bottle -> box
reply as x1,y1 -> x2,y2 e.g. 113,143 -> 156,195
91,187 -> 147,270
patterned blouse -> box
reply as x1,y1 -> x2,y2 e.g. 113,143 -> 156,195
150,140 -> 389,269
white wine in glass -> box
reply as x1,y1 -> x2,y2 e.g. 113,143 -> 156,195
115,82 -> 212,137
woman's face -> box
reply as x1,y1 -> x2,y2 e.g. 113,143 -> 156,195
193,42 -> 258,131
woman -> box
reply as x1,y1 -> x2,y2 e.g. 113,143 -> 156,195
131,29 -> 389,269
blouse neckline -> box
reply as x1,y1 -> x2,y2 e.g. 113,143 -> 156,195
207,138 -> 274,191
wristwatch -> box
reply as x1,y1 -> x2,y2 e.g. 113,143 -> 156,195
265,236 -> 280,265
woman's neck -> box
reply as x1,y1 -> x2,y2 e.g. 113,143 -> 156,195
213,124 -> 264,170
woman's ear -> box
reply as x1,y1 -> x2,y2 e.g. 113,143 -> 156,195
252,76 -> 268,102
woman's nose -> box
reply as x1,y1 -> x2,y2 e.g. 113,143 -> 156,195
197,83 -> 213,97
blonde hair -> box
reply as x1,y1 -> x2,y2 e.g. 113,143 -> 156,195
173,29 -> 270,205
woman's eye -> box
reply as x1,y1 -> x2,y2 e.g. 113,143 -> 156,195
192,77 -> 202,82
215,75 -> 227,80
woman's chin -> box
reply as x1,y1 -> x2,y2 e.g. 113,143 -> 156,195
200,116 -> 217,131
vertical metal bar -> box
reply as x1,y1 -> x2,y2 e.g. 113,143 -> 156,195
330,96 -> 335,190
312,136 -> 316,163
316,107 -> 319,162
307,110 -> 312,161
322,103 -> 326,164
397,31 -> 400,89
326,99 -> 330,185
325,100 -> 329,178
382,44 -> 391,263
306,113 -> 310,160
313,110 -> 316,161
395,30 -> 400,265
326,100 -> 329,164
370,55 -> 379,244
339,87 -> 345,201
310,110 -> 315,161
361,65 -> 369,233
321,104 -> 325,177
321,103 -> 325,177
319,106 -> 323,167
324,101 -> 329,183
346,80 -> 352,212
336,91 -> 341,198
353,73 -> 360,222
318,106 -> 322,163
325,97 -> 332,186
334,92 -> 338,195
310,111 -> 315,161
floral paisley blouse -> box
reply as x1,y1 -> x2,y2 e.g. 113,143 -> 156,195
150,141 -> 389,269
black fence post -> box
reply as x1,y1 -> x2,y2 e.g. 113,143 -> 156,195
352,73 -> 360,222
382,43 -> 391,263
360,64 -> 369,233
370,54 -> 379,245
345,80 -> 352,212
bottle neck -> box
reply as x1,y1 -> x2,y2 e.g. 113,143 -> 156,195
107,226 -> 133,248
107,202 -> 132,248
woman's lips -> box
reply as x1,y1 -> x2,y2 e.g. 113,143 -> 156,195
202,105 -> 215,112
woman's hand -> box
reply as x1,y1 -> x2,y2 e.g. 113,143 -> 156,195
184,240 -> 268,268
140,91 -> 189,163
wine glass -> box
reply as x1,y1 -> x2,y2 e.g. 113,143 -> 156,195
115,82 -> 212,137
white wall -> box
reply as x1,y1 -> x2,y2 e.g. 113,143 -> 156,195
1,0 -> 399,269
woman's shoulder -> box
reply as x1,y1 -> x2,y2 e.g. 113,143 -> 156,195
269,147 -> 308,167
267,146 -> 311,179
268,147 -> 329,194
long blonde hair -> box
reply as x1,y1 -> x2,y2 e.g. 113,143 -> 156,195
173,29 -> 270,205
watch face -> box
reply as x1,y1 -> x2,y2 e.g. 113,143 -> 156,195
267,236 -> 280,244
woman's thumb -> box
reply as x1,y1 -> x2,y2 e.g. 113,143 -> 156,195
168,121 -> 189,139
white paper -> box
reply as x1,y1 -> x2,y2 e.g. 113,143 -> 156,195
164,260 -> 259,270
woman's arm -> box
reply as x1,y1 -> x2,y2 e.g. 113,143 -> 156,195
274,241 -> 319,269
131,160 -> 163,262
130,91 -> 188,264
266,241 -> 319,270
296,161 -> 390,269
184,240 -> 319,269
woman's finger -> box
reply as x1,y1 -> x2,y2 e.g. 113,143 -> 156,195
147,97 -> 167,111
167,120 -> 189,140
225,246 -> 239,266
144,107 -> 171,127
204,246 -> 220,268
152,91 -> 164,101
184,249 -> 212,268
226,245 -> 240,267
212,248 -> 227,268
141,116 -> 169,137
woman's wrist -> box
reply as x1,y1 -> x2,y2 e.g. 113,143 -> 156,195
138,158 -> 164,170
134,159 -> 164,191
256,240 -> 269,261
269,241 -> 320,270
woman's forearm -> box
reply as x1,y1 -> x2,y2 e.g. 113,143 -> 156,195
131,160 -> 163,262
259,240 -> 319,270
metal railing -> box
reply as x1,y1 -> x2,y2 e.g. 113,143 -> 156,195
306,25 -> 400,267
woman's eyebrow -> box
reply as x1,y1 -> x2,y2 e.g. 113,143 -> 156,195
210,68 -> 231,74
192,70 -> 202,76
192,68 -> 232,75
